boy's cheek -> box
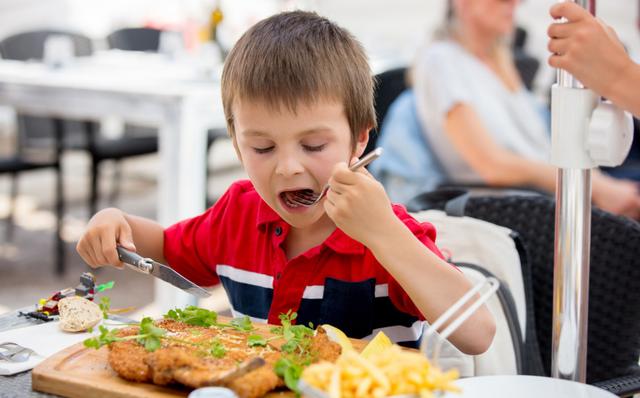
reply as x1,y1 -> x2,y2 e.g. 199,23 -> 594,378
231,137 -> 244,164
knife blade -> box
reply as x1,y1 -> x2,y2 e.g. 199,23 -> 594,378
116,247 -> 211,298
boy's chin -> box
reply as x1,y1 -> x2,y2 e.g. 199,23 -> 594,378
277,207 -> 327,229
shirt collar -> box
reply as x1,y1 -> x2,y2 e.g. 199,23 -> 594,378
256,199 -> 282,231
256,198 -> 365,255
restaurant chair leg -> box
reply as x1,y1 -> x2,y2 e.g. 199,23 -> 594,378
5,172 -> 18,242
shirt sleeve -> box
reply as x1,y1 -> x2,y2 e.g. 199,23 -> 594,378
414,42 -> 472,120
386,204 -> 450,319
162,183 -> 241,287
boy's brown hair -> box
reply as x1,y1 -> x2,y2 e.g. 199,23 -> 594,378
221,11 -> 376,149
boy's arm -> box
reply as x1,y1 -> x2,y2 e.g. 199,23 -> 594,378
366,217 -> 496,355
325,163 -> 496,355
124,213 -> 166,263
77,208 -> 165,268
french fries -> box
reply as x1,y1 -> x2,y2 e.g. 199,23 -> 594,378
302,345 -> 460,398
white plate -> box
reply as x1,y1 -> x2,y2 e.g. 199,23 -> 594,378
440,375 -> 616,398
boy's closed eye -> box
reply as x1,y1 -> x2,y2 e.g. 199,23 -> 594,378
253,146 -> 275,154
302,143 -> 326,152
251,142 -> 328,155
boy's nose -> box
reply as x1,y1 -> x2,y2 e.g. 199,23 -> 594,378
275,154 -> 305,177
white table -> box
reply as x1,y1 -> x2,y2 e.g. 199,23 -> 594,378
441,375 -> 616,398
0,58 -> 226,311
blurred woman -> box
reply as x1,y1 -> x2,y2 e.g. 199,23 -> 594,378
410,0 -> 640,218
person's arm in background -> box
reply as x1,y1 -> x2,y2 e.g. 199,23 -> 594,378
548,2 -> 640,118
445,103 -> 640,219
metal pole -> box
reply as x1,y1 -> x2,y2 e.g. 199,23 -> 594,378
551,0 -> 594,383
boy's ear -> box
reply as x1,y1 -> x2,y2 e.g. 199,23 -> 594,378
353,128 -> 371,158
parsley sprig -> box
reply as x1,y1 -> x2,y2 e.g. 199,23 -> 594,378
164,306 -> 254,332
98,296 -> 111,319
83,317 -> 166,352
269,310 -> 316,394
270,310 -> 315,354
274,355 -> 311,394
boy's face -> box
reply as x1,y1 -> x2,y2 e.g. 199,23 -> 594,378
232,98 -> 368,229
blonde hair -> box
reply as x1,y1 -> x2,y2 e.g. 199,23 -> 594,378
221,11 -> 376,149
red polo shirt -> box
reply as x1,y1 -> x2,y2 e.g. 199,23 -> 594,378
164,180 -> 444,345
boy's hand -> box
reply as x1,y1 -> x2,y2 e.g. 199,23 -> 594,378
76,208 -> 137,269
324,157 -> 400,247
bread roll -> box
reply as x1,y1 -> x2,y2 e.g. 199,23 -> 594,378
58,296 -> 103,332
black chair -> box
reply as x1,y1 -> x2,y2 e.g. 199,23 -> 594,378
106,27 -> 227,207
0,118 -> 66,274
513,27 -> 540,91
408,190 -> 640,397
106,27 -> 161,52
364,67 -> 408,156
0,29 -> 161,219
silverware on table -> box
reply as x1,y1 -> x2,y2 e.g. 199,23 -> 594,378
0,342 -> 35,363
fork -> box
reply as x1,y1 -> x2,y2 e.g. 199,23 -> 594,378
291,147 -> 383,206
0,342 -> 35,363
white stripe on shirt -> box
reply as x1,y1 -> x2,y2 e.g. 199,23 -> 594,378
302,283 -> 390,299
216,265 -> 274,289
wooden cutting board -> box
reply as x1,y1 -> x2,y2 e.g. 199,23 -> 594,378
32,318 -> 367,398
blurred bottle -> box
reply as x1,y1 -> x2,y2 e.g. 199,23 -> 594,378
199,1 -> 225,61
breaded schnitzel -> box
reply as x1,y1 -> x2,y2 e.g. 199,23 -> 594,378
107,319 -> 340,398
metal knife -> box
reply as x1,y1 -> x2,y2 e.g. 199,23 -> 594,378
116,247 -> 211,298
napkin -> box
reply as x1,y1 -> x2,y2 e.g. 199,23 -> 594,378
0,320 -> 114,375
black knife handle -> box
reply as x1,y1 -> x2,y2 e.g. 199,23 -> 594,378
117,246 -> 153,273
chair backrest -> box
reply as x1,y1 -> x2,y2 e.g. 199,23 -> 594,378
434,193 -> 640,384
106,27 -> 162,52
412,209 -> 546,376
0,30 -> 94,149
0,29 -> 92,61
364,67 -> 408,155
512,26 -> 540,91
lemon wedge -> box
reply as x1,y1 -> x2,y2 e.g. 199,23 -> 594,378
360,331 -> 392,359
321,324 -> 353,351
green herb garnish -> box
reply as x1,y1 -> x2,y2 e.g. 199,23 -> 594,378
274,355 -> 310,394
247,334 -> 268,347
271,310 -> 314,355
228,316 -> 254,332
83,317 -> 166,353
163,306 -> 253,332
164,306 -> 218,327
210,339 -> 227,358
99,296 -> 111,319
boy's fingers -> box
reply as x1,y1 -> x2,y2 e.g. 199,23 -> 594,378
77,244 -> 98,268
331,162 -> 358,185
117,223 -> 136,252
103,238 -> 123,269
550,2 -> 589,22
95,235 -> 112,267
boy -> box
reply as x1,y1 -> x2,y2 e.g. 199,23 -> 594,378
77,11 -> 495,355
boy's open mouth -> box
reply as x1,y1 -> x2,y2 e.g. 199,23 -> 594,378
280,189 -> 317,208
